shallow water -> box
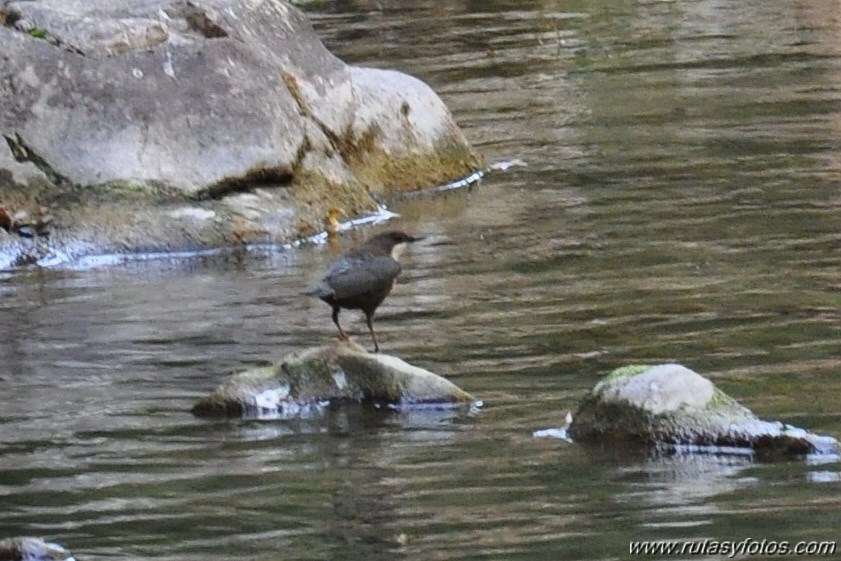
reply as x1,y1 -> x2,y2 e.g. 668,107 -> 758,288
2,0 -> 841,559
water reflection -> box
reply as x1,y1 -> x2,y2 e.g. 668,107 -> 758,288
2,0 -> 841,559
613,454 -> 757,529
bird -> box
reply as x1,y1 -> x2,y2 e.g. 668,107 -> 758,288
304,230 -> 423,352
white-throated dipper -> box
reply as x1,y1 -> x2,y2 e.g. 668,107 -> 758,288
304,230 -> 423,352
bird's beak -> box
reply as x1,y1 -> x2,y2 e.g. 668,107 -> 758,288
408,235 -> 425,243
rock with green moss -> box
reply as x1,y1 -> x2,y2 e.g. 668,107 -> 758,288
568,364 -> 838,460
192,341 -> 475,418
0,537 -> 75,561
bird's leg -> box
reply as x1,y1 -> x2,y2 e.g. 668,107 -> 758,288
332,307 -> 349,341
365,312 -> 379,353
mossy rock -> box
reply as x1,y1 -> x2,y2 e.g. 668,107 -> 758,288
0,537 -> 75,561
569,364 -> 838,460
0,0 -> 483,268
192,340 -> 475,418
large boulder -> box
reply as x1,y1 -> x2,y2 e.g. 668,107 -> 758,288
192,340 -> 476,418
568,364 -> 838,460
0,537 -> 75,561
0,0 -> 481,267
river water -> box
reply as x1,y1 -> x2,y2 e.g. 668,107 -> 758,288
2,0 -> 840,559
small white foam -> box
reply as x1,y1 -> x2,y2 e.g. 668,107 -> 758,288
488,158 -> 527,171
253,385 -> 290,410
533,428 -> 572,441
22,159 -> 524,270
332,371 -> 348,391
806,470 -> 841,483
304,205 -> 400,246
63,247 -> 226,270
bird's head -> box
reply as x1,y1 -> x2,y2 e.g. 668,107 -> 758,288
365,230 -> 424,259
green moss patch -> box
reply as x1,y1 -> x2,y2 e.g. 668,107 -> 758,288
593,364 -> 650,394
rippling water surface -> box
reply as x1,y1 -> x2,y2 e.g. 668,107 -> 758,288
2,1 -> 841,559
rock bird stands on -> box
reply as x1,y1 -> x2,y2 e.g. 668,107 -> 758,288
304,230 -> 423,352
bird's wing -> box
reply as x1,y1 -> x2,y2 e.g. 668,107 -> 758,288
324,256 -> 401,300
301,280 -> 333,298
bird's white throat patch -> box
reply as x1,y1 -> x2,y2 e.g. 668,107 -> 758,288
391,242 -> 407,260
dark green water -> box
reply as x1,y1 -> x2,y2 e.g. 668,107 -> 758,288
2,0 -> 841,559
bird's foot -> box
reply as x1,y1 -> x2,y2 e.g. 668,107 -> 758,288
337,333 -> 350,342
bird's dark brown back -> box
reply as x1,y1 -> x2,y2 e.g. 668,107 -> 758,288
320,254 -> 401,312
304,230 -> 421,312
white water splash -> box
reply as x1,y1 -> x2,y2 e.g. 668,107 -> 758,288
299,204 -> 400,247
24,159 -> 524,270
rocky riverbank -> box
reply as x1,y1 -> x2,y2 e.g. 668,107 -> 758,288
0,0 -> 481,268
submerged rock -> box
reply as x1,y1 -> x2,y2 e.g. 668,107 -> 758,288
192,340 -> 475,418
0,537 -> 75,561
568,364 -> 838,460
0,0 -> 480,267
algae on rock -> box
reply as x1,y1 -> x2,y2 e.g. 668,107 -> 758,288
569,363 -> 838,460
193,340 -> 475,418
